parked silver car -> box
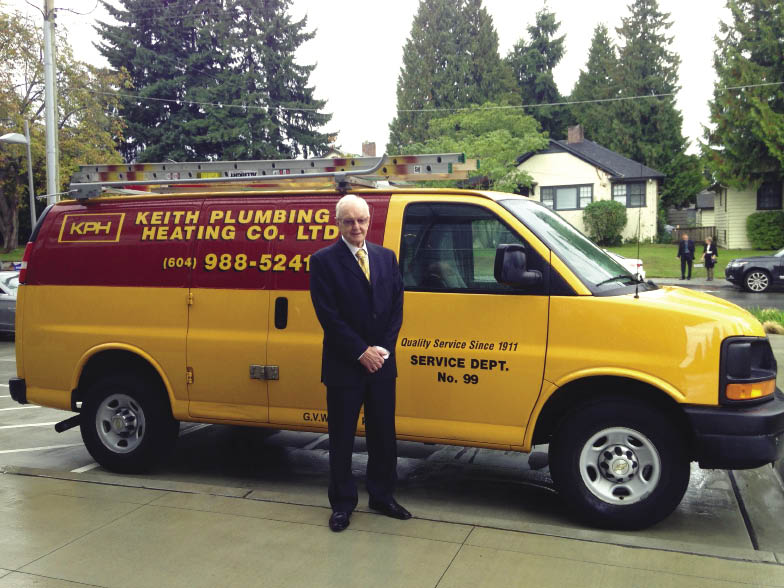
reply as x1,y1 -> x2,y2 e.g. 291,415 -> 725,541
0,271 -> 19,335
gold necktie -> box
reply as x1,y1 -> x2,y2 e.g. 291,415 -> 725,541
356,249 -> 370,281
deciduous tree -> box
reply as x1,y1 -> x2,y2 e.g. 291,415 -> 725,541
398,104 -> 548,192
0,6 -> 125,250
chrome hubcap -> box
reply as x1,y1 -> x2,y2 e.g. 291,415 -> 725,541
747,272 -> 769,292
579,427 -> 661,505
96,394 -> 146,454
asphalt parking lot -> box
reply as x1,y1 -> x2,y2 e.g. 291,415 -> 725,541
3,336 -> 784,567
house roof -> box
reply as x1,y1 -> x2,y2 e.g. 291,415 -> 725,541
696,190 -> 715,209
517,139 -> 665,181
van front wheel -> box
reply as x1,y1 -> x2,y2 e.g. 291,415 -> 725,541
549,399 -> 690,530
80,373 -> 179,473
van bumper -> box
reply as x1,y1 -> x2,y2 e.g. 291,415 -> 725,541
684,389 -> 784,469
9,378 -> 26,404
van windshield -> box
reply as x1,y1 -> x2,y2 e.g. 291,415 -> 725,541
500,198 -> 636,289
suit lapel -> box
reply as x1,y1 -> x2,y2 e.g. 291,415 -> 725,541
368,243 -> 382,292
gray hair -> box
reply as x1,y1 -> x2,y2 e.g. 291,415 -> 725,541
335,194 -> 370,219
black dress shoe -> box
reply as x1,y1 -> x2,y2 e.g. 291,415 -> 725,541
329,511 -> 350,532
368,498 -> 412,520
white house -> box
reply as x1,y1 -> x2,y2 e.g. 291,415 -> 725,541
713,181 -> 783,249
516,126 -> 664,241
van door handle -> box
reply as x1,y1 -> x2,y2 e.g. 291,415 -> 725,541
274,297 -> 288,329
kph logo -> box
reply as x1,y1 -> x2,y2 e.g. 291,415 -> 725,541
58,213 -> 125,243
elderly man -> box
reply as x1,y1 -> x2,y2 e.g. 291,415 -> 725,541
309,194 -> 409,532
676,233 -> 695,280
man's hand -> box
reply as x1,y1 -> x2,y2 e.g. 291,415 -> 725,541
359,346 -> 385,373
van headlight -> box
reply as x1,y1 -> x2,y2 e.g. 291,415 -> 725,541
720,337 -> 778,404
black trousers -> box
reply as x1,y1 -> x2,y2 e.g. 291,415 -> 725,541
680,258 -> 693,279
326,380 -> 398,513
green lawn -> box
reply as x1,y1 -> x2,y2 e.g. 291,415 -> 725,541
604,244 -> 777,278
0,248 -> 24,262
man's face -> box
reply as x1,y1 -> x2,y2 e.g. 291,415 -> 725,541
337,202 -> 370,248
682,234 -> 689,241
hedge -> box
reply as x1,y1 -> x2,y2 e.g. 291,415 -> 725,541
583,200 -> 627,245
746,210 -> 784,249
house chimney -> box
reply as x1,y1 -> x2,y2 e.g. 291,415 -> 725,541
567,125 -> 585,144
362,141 -> 376,157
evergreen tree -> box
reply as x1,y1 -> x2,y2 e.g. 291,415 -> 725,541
606,0 -> 704,208
96,0 -> 331,162
569,24 -> 620,147
703,0 -> 784,187
387,0 -> 515,150
506,7 -> 569,138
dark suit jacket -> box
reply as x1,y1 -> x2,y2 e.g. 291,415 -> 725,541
677,239 -> 695,260
309,239 -> 404,387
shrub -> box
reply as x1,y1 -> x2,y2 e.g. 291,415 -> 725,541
746,210 -> 784,249
583,200 -> 627,245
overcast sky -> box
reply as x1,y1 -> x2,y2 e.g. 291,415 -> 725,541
9,0 -> 730,157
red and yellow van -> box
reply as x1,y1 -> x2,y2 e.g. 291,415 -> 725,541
9,179 -> 782,529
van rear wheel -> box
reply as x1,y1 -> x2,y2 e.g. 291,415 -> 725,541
80,373 -> 179,473
549,398 -> 690,530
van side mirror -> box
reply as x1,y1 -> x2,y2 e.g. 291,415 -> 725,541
494,244 -> 543,287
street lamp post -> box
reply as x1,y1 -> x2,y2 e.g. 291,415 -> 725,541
0,122 -> 38,228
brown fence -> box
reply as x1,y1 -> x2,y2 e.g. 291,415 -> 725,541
671,226 -> 716,243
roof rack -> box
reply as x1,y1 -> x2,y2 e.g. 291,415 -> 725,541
68,153 -> 479,200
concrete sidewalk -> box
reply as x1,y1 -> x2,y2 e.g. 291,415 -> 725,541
2,468 -> 784,588
651,276 -> 732,288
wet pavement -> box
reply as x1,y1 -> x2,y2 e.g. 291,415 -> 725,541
2,338 -> 784,586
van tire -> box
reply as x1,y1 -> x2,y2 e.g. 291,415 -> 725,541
80,372 -> 179,473
549,398 -> 690,530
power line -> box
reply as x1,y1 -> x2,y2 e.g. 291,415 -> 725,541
83,80 -> 784,118
396,81 -> 784,113
88,89 -> 331,117
55,1 -> 100,17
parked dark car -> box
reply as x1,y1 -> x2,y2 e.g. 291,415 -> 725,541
725,247 -> 784,292
0,271 -> 18,334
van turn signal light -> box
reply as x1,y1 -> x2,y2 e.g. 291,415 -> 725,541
726,379 -> 775,401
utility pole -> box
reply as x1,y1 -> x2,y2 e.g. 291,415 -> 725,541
43,0 -> 59,205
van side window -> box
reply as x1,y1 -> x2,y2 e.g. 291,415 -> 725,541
400,203 -> 543,293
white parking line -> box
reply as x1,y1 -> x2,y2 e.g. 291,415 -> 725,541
0,395 -> 9,398
68,424 -> 212,474
0,383 -> 9,387
0,443 -> 82,454
0,358 -> 16,362
181,423 -> 211,436
0,422 -> 58,430
0,406 -> 39,411
71,462 -> 100,473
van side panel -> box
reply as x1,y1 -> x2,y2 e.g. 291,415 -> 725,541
264,195 -> 390,428
22,285 -> 189,412
20,200 -> 197,412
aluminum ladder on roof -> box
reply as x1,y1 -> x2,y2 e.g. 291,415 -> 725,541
68,153 -> 479,200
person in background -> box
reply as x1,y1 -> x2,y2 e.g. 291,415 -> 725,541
702,236 -> 718,281
676,233 -> 695,280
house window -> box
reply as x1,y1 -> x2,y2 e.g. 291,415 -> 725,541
612,182 -> 646,208
540,185 -> 593,211
757,181 -> 782,210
